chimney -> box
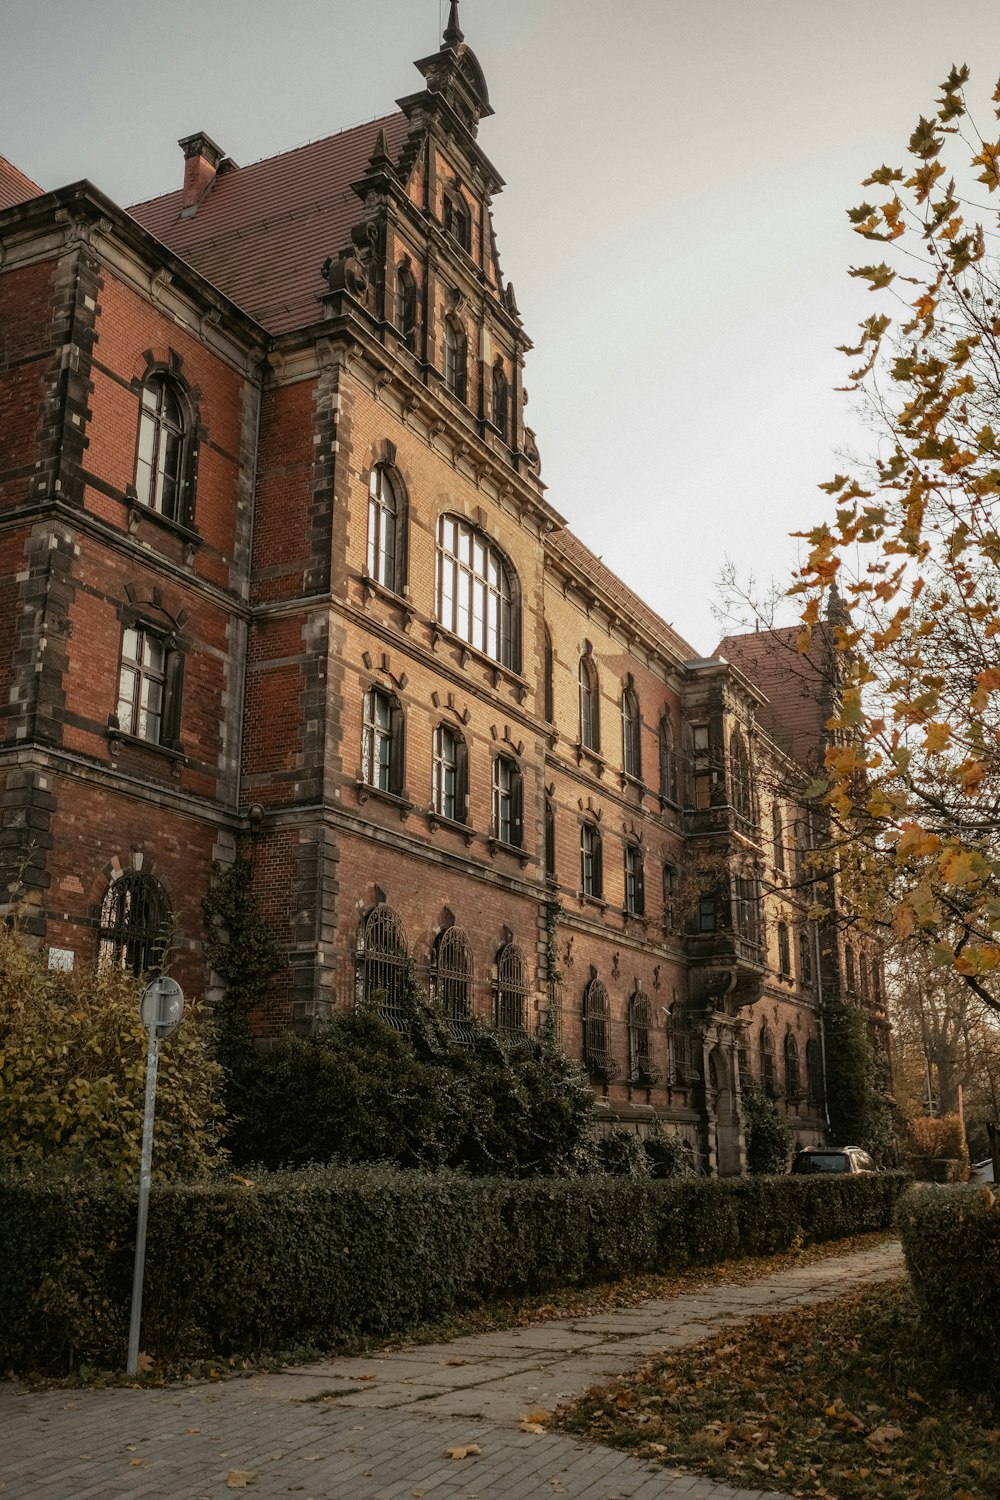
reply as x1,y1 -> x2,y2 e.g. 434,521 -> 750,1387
178,132 -> 227,214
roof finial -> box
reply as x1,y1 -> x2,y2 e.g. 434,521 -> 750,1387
443,0 -> 464,46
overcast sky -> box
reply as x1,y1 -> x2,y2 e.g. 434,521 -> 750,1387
6,0 -> 1000,652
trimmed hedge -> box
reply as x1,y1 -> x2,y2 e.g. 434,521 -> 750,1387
897,1182 -> 1000,1388
0,1166 -> 909,1374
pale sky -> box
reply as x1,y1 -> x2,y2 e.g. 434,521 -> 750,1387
5,0 -> 1000,652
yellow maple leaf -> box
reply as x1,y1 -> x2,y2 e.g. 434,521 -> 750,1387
938,848 -> 984,886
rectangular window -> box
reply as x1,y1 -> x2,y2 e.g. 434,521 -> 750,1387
363,690 -> 393,791
581,823 -> 602,899
625,845 -> 645,915
492,756 -> 520,846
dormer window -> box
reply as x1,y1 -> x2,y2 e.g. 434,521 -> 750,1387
443,191 -> 472,253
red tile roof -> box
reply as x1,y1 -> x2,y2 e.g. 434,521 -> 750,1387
547,527 -> 697,664
0,156 -> 43,211
716,626 -> 831,769
128,113 -> 412,334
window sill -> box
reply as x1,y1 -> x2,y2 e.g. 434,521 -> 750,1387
359,571 -> 415,630
427,809 -> 476,847
578,891 -> 607,912
124,490 -> 202,557
431,624 -> 530,704
488,836 -> 529,869
355,779 -> 413,820
620,771 -> 645,794
107,725 -> 185,775
574,743 -> 605,775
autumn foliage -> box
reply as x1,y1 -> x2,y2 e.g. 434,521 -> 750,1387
796,65 -> 1000,1015
900,1113 -> 970,1179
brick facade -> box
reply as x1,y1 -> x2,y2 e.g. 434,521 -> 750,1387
0,11 -> 889,1172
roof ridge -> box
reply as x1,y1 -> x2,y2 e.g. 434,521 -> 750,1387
128,109 -> 407,212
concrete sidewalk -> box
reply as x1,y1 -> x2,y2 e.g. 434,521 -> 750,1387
0,1239 -> 904,1500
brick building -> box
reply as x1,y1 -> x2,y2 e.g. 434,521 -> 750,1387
0,6 -> 888,1172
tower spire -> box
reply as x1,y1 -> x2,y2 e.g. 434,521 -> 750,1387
443,0 -> 464,46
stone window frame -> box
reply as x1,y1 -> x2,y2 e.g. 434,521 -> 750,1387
436,513 -> 521,673
367,461 -> 408,596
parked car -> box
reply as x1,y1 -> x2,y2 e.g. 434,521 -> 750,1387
970,1158 -> 996,1185
790,1145 -> 879,1175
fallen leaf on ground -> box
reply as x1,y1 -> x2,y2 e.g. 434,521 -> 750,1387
519,1422 -> 546,1434
443,1443 -> 481,1460
135,1353 -> 154,1373
445,1358 -> 466,1366
866,1424 -> 904,1451
522,1409 -> 551,1424
356,1374 -> 377,1382
129,1459 -> 143,1467
225,1473 -> 258,1490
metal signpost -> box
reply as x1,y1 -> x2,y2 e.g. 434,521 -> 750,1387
126,974 -> 184,1378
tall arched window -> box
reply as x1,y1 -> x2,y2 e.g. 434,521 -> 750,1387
583,975 -> 619,1082
622,681 -> 641,780
859,952 -> 870,1003
628,989 -> 659,1086
759,1023 -> 776,1095
844,943 -> 857,993
367,463 -> 406,593
544,796 -> 556,879
134,374 -> 190,524
494,941 -> 529,1040
581,821 -> 603,899
444,319 -> 468,401
777,921 -> 791,978
492,362 -> 509,442
436,515 -> 519,670
806,1037 -> 824,1108
395,262 -> 417,350
624,843 -> 645,916
798,928 -> 813,987
669,1004 -> 694,1085
443,191 -> 472,251
784,1032 -> 801,1099
432,724 -> 468,823
543,624 -> 554,724
729,728 -> 752,821
98,870 -> 170,975
434,925 -> 474,1033
362,687 -> 404,795
578,654 -> 600,751
773,802 -> 786,873
659,715 -> 678,804
492,754 -> 523,847
357,903 -> 409,1031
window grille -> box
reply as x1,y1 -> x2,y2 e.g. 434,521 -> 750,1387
494,941 -> 529,1042
669,1006 -> 694,1084
583,977 -> 619,1082
435,926 -> 475,1044
627,990 -> 659,1086
357,903 -> 409,1032
98,870 -> 170,976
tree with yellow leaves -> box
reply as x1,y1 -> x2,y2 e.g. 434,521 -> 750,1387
797,65 -> 1000,1016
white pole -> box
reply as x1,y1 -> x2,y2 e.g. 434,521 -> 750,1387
126,1025 -> 160,1377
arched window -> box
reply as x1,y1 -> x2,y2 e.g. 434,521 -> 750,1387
628,990 -> 659,1086
436,515 -> 519,670
115,622 -> 184,749
581,821 -> 602,899
659,715 -> 678,804
134,374 -> 190,524
734,877 -> 760,944
859,952 -> 870,1003
845,942 -> 856,993
777,921 -> 791,978
669,1004 -> 694,1085
443,191 -> 472,252
395,262 -> 417,350
434,925 -> 474,1035
491,754 -> 522,847
622,681 -> 641,780
578,654 -> 600,751
784,1032 -> 801,1099
432,724 -> 468,823
98,870 -> 170,975
494,941 -> 529,1040
729,728 -> 752,821
367,463 -> 406,594
543,624 -> 554,723
492,362 -> 509,442
624,843 -> 644,916
773,802 -> 786,873
544,796 -> 556,879
444,319 -> 468,401
798,928 -> 813,987
362,687 -> 404,795
357,903 -> 409,1031
662,864 -> 677,931
583,975 -> 619,1082
806,1037 -> 824,1108
759,1023 -> 776,1095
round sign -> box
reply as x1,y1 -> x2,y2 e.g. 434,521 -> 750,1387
140,975 -> 185,1037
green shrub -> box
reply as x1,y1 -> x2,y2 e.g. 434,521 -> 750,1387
597,1126 -> 651,1177
741,1077 -> 790,1174
0,928 -> 224,1182
897,1182 -> 1000,1388
822,997 -> 896,1163
643,1124 -> 697,1178
0,1164 -> 910,1375
233,1003 -> 598,1178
